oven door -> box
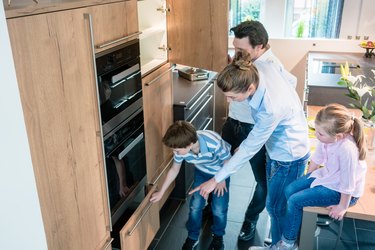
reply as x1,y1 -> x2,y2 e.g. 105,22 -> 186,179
104,109 -> 147,225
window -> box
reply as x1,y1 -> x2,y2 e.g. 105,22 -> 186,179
229,0 -> 262,33
285,0 -> 344,38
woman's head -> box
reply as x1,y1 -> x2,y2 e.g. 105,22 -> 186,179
217,50 -> 259,102
315,103 -> 366,160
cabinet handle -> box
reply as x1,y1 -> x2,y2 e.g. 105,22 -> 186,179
118,133 -> 144,159
145,65 -> 175,86
158,45 -> 171,51
97,31 -> 142,49
128,201 -> 154,236
101,238 -> 114,250
156,7 -> 170,13
202,118 -> 213,130
84,13 -> 113,231
189,95 -> 213,124
151,157 -> 173,185
187,83 -> 213,111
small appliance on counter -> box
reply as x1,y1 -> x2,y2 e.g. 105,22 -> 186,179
177,66 -> 210,81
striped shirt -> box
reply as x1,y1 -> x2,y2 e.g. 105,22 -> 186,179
173,130 -> 231,175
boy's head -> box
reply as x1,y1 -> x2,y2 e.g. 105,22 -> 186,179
163,121 -> 198,154
230,20 -> 269,61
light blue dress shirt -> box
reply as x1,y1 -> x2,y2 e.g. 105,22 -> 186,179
215,61 -> 310,182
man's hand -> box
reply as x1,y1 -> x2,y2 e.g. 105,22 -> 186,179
213,180 -> 227,197
189,177 -> 218,199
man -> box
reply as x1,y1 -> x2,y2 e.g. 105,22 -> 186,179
223,20 -> 298,242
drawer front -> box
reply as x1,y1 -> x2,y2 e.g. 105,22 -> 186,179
120,185 -> 160,250
188,92 -> 214,131
184,83 -> 214,120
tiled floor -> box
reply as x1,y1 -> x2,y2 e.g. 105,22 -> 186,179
148,162 -> 375,250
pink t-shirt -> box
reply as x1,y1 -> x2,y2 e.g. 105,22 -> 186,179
310,135 -> 367,197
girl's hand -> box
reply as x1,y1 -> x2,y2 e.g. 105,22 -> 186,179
213,181 -> 228,197
150,191 -> 163,203
328,204 -> 347,220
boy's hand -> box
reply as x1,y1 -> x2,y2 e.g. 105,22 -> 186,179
213,181 -> 227,197
150,191 -> 163,203
328,205 -> 347,220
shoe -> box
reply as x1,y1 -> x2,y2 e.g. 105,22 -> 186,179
238,221 -> 257,241
182,237 -> 199,250
248,241 -> 298,250
208,235 -> 224,250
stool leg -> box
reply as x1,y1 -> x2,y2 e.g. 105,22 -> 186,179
333,219 -> 344,250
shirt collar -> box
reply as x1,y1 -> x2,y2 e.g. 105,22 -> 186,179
247,80 -> 266,111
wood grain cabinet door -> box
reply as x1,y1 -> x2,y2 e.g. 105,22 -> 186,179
7,8 -> 111,250
142,63 -> 174,182
120,185 -> 160,250
90,0 -> 139,53
167,0 -> 228,72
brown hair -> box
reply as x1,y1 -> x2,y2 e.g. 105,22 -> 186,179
217,50 -> 259,93
162,121 -> 198,148
315,104 -> 367,160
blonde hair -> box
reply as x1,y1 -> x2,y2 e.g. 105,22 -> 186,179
217,50 -> 259,93
162,121 -> 198,148
315,104 -> 367,160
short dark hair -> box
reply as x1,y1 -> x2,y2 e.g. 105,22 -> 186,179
230,20 -> 268,49
162,121 -> 198,148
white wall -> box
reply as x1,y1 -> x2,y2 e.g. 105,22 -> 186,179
0,6 -> 47,249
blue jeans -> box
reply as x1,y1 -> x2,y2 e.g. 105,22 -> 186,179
266,153 -> 310,245
186,169 -> 230,240
221,117 -> 267,223
281,174 -> 359,244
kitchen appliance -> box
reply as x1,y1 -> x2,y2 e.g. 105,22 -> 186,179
170,68 -> 216,199
95,39 -> 147,230
177,67 -> 209,81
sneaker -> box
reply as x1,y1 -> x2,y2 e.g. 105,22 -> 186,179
208,235 -> 224,250
238,221 -> 257,241
182,237 -> 199,250
248,241 -> 298,250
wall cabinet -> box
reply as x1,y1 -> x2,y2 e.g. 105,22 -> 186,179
138,0 -> 228,75
5,1 -> 141,249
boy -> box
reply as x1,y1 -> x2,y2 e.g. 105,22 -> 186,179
150,121 -> 231,250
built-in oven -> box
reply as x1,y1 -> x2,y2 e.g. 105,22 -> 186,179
95,39 -> 147,242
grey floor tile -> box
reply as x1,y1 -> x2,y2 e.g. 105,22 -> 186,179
227,185 -> 253,222
230,162 -> 255,188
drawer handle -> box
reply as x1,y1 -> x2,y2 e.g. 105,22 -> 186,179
151,157 -> 173,185
189,95 -> 213,124
186,83 -> 213,111
128,202 -> 153,236
202,118 -> 213,130
96,32 -> 142,49
102,238 -> 114,250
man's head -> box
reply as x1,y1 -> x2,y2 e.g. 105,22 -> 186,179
230,20 -> 269,60
163,121 -> 198,155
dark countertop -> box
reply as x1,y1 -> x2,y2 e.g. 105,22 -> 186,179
307,51 -> 375,88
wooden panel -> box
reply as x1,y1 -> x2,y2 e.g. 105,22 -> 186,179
92,0 -> 139,53
120,185 -> 160,250
7,9 -> 110,250
142,63 -> 174,182
167,0 -> 228,72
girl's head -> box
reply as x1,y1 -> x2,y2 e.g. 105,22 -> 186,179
162,121 -> 198,155
315,104 -> 367,160
217,50 -> 259,102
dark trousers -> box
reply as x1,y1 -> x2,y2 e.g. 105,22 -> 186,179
221,117 -> 267,223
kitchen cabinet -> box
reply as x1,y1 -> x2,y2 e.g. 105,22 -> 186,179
5,1 -> 141,249
137,0 -> 228,75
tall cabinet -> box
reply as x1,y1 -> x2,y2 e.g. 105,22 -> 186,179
6,1 -> 139,249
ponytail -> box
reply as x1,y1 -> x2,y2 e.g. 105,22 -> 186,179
352,117 -> 367,160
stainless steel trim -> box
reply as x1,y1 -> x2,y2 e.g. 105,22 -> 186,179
101,238 -> 114,250
189,95 -> 213,123
151,157 -> 173,185
97,32 -> 142,49
118,132 -> 144,159
128,201 -> 153,236
202,118 -> 213,130
113,89 -> 142,109
84,13 -> 113,231
111,64 -> 140,87
186,84 -> 213,111
145,65 -> 175,86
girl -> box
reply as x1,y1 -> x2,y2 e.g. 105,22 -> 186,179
274,104 -> 368,250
